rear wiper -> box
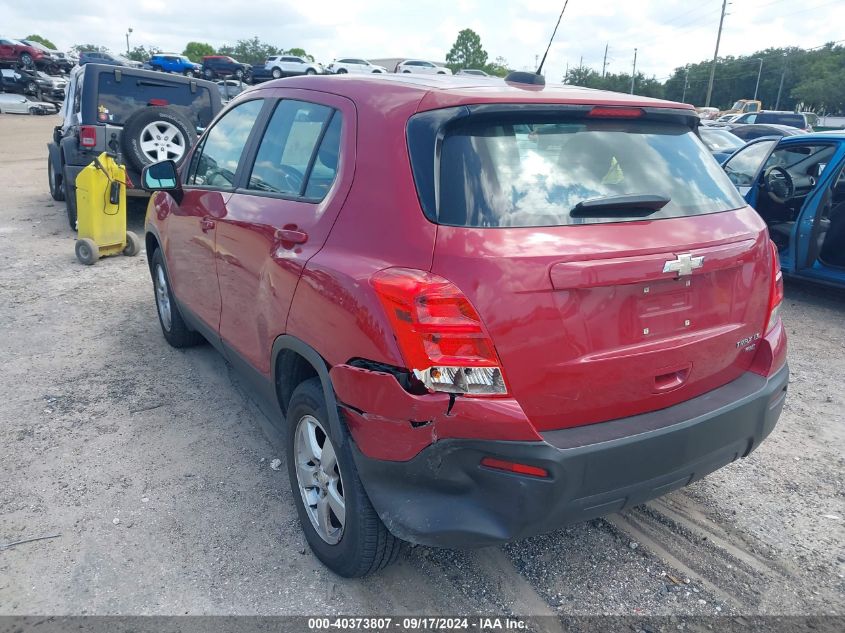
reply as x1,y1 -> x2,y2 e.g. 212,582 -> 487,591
570,194 -> 670,218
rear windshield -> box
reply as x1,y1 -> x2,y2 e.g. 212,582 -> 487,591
429,117 -> 746,227
96,73 -> 214,128
758,113 -> 805,127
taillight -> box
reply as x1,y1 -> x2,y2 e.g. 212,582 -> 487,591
371,268 -> 507,395
766,240 -> 784,334
79,125 -> 97,148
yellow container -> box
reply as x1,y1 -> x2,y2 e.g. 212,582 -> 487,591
74,152 -> 140,265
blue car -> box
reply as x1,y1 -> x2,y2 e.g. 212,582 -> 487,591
148,53 -> 201,76
722,131 -> 845,288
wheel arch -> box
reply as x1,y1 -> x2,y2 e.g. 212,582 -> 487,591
272,335 -> 344,440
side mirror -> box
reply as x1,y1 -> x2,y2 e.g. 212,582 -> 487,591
141,160 -> 181,191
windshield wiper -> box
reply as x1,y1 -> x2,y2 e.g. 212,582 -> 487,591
570,194 -> 670,218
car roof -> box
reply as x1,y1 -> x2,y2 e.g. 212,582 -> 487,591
784,130 -> 845,141
254,74 -> 694,112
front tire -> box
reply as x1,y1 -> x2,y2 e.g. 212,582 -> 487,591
286,378 -> 402,577
150,249 -> 204,348
272,67 -> 282,79
305,68 -> 317,75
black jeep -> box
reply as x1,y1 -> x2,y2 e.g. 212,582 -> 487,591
47,63 -> 223,229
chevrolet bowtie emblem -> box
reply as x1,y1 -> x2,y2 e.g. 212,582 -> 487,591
662,253 -> 704,276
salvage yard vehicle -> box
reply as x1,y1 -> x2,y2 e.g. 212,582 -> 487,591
731,110 -> 814,132
48,63 -> 222,229
201,55 -> 250,80
141,74 -> 788,578
394,59 -> 451,74
723,131 -> 845,288
0,37 -> 45,68
326,58 -> 387,74
265,55 -> 323,78
0,92 -> 55,114
148,53 -> 201,77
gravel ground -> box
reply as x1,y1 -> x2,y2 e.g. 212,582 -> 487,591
0,114 -> 843,622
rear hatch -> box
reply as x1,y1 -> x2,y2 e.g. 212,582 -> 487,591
409,104 -> 772,431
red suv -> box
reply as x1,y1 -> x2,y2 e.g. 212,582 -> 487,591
141,75 -> 788,577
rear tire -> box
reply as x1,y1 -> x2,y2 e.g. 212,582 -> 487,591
48,158 -> 64,201
203,68 -> 214,80
305,68 -> 316,75
337,68 -> 348,74
286,378 -> 402,577
150,249 -> 204,348
121,107 -> 196,173
64,166 -> 77,231
20,52 -> 33,67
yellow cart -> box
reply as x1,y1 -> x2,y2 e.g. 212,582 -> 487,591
74,152 -> 141,265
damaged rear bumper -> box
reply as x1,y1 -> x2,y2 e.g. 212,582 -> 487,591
336,364 -> 788,548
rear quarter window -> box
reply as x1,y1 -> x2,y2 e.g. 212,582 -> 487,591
412,113 -> 746,227
759,113 -> 805,127
96,73 -> 214,128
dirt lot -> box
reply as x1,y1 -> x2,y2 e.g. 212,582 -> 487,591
1,114 -> 843,622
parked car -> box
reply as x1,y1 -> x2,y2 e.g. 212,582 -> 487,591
326,58 -> 387,74
722,132 -> 845,288
78,51 -> 141,68
0,92 -> 55,114
713,113 -> 741,124
249,63 -> 274,84
201,55 -> 251,80
0,37 -> 45,68
217,79 -> 247,101
17,39 -> 74,73
140,75 -> 788,577
48,63 -> 222,229
265,55 -> 323,78
1,67 -> 38,95
32,70 -> 67,102
149,53 -> 201,77
731,110 -> 813,132
456,68 -> 490,77
395,59 -> 451,74
728,124 -> 806,142
699,126 -> 745,163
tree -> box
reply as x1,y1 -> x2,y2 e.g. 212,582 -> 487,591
25,34 -> 57,50
72,43 -> 108,53
563,66 -> 664,99
216,37 -> 283,65
127,45 -> 160,62
285,47 -> 314,62
445,28 -> 488,73
484,56 -> 510,77
183,41 -> 215,62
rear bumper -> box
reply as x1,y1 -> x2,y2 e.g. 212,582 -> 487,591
353,364 -> 789,548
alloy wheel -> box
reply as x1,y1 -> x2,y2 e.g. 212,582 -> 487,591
139,121 -> 186,163
294,414 -> 345,545
154,264 -> 172,331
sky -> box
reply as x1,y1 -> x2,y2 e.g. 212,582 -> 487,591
3,0 -> 844,82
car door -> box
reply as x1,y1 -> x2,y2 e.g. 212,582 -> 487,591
215,92 -> 354,375
722,137 -> 780,203
163,98 -> 265,337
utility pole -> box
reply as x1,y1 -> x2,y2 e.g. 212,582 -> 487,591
601,43 -> 608,78
705,0 -> 727,107
775,52 -> 788,109
681,65 -> 690,102
579,55 -> 583,70
753,58 -> 763,101
630,48 -> 637,94
125,27 -> 133,56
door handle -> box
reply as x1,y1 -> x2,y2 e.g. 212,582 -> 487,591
201,217 -> 215,232
275,226 -> 308,245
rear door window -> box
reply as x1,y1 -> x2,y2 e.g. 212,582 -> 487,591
96,72 -> 214,127
423,116 -> 746,227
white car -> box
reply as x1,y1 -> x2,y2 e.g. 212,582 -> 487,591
456,68 -> 490,77
326,58 -> 387,74
0,93 -> 55,115
395,60 -> 452,75
265,55 -> 323,79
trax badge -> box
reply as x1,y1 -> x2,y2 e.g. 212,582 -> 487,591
663,253 -> 705,276
736,333 -> 761,349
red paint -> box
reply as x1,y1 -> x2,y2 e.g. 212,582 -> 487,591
148,75 -> 784,462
